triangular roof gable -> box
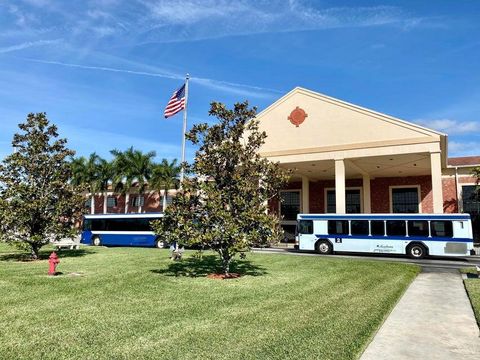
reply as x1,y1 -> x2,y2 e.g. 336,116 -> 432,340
256,87 -> 445,155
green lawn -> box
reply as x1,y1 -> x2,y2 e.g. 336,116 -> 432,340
461,268 -> 480,326
0,243 -> 419,360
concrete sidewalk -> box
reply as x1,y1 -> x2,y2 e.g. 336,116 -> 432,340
360,269 -> 480,360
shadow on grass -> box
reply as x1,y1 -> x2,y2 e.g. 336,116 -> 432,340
151,254 -> 268,278
0,248 -> 95,262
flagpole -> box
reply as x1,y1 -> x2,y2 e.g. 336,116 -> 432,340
179,73 -> 189,186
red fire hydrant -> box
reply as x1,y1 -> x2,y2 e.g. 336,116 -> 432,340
48,252 -> 60,276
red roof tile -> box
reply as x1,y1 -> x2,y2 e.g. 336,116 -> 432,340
448,156 -> 480,166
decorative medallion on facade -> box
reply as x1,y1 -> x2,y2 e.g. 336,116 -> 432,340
288,107 -> 308,127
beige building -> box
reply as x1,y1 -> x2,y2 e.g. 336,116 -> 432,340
256,87 -> 480,242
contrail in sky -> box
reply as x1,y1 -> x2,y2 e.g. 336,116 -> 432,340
0,39 -> 61,54
23,58 -> 282,97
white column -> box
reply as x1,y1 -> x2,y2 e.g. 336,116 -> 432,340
430,152 -> 444,213
363,174 -> 371,213
301,175 -> 309,213
335,159 -> 346,213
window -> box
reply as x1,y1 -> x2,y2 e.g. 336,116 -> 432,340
431,221 -> 453,238
280,191 -> 301,221
462,185 -> 480,243
298,220 -> 313,234
328,220 -> 349,235
326,189 -> 361,213
408,220 -> 429,237
371,221 -> 385,236
105,218 -> 151,231
91,219 -> 106,231
391,188 -> 419,213
132,196 -> 145,207
462,186 -> 480,214
107,197 -> 117,208
386,220 -> 406,236
351,220 -> 369,236
84,199 -> 91,208
161,195 -> 174,206
82,219 -> 92,231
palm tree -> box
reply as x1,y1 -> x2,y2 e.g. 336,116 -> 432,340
150,159 -> 181,211
70,154 -> 101,214
111,147 -> 156,213
97,158 -> 114,213
110,149 -> 131,213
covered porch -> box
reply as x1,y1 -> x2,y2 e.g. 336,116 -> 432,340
280,150 -> 444,216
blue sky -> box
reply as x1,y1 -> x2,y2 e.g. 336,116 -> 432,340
0,0 -> 479,162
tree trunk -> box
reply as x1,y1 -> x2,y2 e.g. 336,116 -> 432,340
90,194 -> 95,214
125,193 -> 130,213
103,192 -> 108,214
30,244 -> 40,260
162,189 -> 168,211
221,253 -> 231,276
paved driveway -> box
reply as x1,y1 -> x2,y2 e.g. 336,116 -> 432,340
253,247 -> 480,271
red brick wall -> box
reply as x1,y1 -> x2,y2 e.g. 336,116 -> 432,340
90,193 -> 163,214
272,175 -> 447,215
89,175 -> 472,215
459,176 -> 477,184
144,193 -> 162,212
442,178 -> 458,213
370,176 -> 433,213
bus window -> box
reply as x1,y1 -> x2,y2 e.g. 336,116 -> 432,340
82,219 -> 92,231
298,220 -> 313,234
328,220 -> 349,235
371,221 -> 385,236
351,220 -> 369,235
91,219 -> 106,231
431,221 -> 453,238
386,220 -> 406,236
408,220 -> 429,237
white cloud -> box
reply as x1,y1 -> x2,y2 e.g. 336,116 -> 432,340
448,140 -> 480,157
141,0 -> 251,25
416,119 -> 480,135
0,39 -> 61,53
135,1 -> 426,44
0,1 -> 435,49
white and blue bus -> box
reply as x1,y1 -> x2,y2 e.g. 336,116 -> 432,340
296,213 -> 474,258
81,213 -> 165,248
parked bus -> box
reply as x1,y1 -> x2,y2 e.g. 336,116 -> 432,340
81,213 -> 165,248
296,213 -> 474,258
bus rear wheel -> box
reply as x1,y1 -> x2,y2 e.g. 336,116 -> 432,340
315,240 -> 333,255
92,236 -> 101,246
407,243 -> 427,259
155,238 -> 165,249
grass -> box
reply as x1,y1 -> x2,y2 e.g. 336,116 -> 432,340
460,267 -> 480,326
0,243 -> 419,360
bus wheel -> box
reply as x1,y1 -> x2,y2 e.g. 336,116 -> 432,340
155,239 -> 165,249
92,236 -> 101,246
407,243 -> 427,259
315,240 -> 333,255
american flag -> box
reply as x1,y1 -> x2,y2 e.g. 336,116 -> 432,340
164,84 -> 186,118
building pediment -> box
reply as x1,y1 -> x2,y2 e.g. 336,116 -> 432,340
256,87 -> 445,159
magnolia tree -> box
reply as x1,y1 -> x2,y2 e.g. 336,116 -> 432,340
473,167 -> 480,186
153,102 -> 290,275
0,113 -> 85,259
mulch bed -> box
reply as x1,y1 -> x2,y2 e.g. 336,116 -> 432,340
206,273 -> 241,280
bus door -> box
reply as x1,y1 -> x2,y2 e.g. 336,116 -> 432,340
297,219 -> 315,250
